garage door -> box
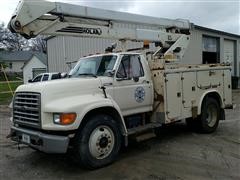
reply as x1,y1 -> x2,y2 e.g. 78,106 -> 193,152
224,39 -> 235,75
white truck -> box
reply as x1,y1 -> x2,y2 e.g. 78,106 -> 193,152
8,0 -> 232,169
28,72 -> 62,83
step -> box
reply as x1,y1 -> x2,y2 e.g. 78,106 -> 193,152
127,123 -> 162,135
135,132 -> 156,142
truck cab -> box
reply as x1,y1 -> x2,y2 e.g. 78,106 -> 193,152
67,52 -> 154,116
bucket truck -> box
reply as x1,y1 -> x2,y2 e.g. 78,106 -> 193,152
8,0 -> 232,169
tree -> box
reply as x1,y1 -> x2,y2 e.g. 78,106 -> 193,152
0,22 -> 29,51
30,35 -> 47,53
0,22 -> 47,53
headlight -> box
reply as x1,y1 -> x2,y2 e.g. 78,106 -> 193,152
53,113 -> 76,125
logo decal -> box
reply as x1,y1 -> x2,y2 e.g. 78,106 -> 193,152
58,26 -> 102,35
20,105 -> 28,111
78,27 -> 102,35
135,87 -> 145,103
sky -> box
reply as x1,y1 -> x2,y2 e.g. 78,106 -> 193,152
0,0 -> 239,35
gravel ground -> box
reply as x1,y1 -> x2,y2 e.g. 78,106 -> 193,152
0,91 -> 239,180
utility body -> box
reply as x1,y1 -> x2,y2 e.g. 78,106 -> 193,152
8,0 -> 232,169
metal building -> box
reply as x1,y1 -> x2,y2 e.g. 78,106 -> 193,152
47,25 -> 240,78
183,26 -> 240,77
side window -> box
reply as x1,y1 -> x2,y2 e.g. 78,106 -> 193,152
42,74 -> 49,81
116,56 -> 129,78
33,75 -> 42,82
116,55 -> 144,79
131,55 -> 144,77
51,73 -> 60,80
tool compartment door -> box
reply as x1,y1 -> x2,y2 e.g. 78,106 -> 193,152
182,72 -> 197,108
197,70 -> 223,88
165,73 -> 182,119
223,69 -> 232,106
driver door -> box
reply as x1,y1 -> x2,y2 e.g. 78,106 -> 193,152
113,54 -> 152,116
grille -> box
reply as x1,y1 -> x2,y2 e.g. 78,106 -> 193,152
13,92 -> 41,128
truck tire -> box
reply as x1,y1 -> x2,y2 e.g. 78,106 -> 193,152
198,97 -> 220,133
74,114 -> 122,169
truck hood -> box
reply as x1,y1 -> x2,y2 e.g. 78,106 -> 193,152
16,77 -> 106,100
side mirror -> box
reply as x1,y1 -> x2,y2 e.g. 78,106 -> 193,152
105,70 -> 115,77
28,79 -> 33,83
61,72 -> 67,78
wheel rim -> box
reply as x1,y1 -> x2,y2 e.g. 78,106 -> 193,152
89,125 -> 115,159
206,104 -> 218,127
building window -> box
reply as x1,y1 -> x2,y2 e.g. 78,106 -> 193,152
202,35 -> 220,64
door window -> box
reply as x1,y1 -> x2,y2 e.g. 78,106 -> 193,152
116,55 -> 144,79
42,74 -> 49,81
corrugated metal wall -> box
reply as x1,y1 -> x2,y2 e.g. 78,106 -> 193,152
182,29 -> 202,64
47,36 -> 145,72
47,36 -> 65,72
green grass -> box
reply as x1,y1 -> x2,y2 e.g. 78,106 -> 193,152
0,72 -> 23,81
0,92 -> 14,105
0,81 -> 23,105
0,82 -> 22,92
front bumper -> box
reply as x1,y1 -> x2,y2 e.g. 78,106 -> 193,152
10,126 -> 69,153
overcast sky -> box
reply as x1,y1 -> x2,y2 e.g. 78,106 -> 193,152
0,0 -> 239,34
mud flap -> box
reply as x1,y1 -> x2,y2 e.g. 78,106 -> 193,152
220,108 -> 225,120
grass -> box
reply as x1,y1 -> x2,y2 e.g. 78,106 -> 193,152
0,72 -> 23,81
0,81 -> 23,105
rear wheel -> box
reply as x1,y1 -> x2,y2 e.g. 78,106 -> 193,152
74,114 -> 122,169
198,97 -> 220,133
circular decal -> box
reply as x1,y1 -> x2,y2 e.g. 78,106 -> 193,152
135,87 -> 145,103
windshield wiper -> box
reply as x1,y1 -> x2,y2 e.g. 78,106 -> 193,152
77,73 -> 97,78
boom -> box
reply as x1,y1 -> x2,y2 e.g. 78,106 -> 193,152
8,0 -> 192,60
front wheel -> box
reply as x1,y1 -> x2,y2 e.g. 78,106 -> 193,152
198,97 -> 220,133
74,114 -> 122,169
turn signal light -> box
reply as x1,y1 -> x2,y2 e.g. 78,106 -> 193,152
53,113 -> 76,125
143,40 -> 150,48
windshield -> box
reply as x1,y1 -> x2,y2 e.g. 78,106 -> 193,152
69,55 -> 117,77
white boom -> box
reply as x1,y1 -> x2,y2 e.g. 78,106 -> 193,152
8,0 -> 192,60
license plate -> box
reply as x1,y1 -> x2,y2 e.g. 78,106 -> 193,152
22,134 -> 30,144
